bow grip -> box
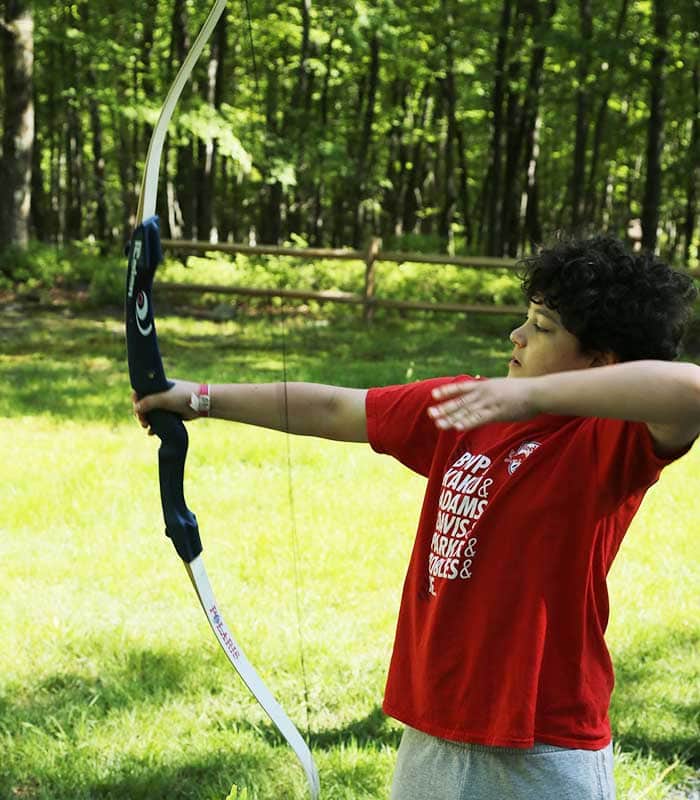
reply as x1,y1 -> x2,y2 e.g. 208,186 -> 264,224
125,216 -> 203,563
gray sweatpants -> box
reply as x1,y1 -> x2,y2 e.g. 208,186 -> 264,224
390,726 -> 616,800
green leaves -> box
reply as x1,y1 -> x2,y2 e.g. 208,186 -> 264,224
9,0 -> 700,263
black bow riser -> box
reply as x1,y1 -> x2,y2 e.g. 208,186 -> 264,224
125,215 -> 203,563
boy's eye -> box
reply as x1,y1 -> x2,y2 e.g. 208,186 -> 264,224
531,320 -> 551,333
526,317 -> 550,333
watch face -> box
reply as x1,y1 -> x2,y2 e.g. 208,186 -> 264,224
188,388 -> 210,415
189,393 -> 202,413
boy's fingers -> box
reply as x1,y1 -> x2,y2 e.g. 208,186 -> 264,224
429,394 -> 474,420
133,393 -> 157,427
431,381 -> 471,400
136,385 -> 185,415
135,393 -> 161,414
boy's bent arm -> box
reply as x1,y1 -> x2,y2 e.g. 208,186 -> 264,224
429,360 -> 700,454
135,381 -> 369,443
530,361 -> 700,453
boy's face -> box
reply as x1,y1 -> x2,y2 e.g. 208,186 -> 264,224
507,302 -> 601,378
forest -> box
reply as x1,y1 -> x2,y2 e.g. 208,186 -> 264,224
1,0 -> 700,266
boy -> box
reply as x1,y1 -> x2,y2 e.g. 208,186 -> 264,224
134,235 -> 699,800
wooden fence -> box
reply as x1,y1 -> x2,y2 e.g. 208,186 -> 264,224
158,238 -> 525,320
158,238 -> 700,321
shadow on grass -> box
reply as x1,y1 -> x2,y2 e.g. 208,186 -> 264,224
1,627 -> 697,798
311,705 -> 402,750
0,744 -> 302,800
242,704 -> 401,752
0,637 -> 392,800
0,307 -> 516,423
611,625 -> 700,766
0,647 -> 194,736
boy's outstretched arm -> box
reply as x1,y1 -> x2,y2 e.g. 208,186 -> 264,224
429,361 -> 700,454
134,380 -> 369,443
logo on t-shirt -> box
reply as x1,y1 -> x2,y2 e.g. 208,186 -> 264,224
504,440 -> 541,474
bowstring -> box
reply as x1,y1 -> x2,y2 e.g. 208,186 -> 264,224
243,0 -> 314,743
281,329 -> 314,744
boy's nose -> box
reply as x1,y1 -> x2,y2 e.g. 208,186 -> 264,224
510,327 -> 526,347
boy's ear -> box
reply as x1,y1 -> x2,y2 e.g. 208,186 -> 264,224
590,351 -> 619,367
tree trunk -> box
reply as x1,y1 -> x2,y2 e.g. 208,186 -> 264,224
330,192 -> 345,247
196,11 -> 226,241
287,0 -> 314,238
169,0 -> 194,239
352,31 -> 380,248
88,90 -> 108,247
523,113 -> 543,249
439,2 -> 458,252
501,0 -> 528,257
0,0 -> 34,248
641,0 -> 668,251
140,12 -> 157,219
583,0 -> 630,223
517,0 -> 557,253
114,105 -> 134,242
260,64 -> 282,243
456,122 -> 472,247
80,1 -> 107,247
402,86 -> 432,236
65,91 -> 83,240
45,30 -> 60,243
570,0 -> 593,232
684,60 -> 700,263
486,0 -> 513,256
30,118 -> 46,240
310,25 -> 337,246
381,79 -> 409,241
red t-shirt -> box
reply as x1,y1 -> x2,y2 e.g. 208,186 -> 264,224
367,375 -> 686,750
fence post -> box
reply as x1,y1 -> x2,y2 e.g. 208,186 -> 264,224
363,237 -> 381,323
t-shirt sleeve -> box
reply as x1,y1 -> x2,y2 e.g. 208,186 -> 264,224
366,375 -> 473,476
586,417 -> 691,512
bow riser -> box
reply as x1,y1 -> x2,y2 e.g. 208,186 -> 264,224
125,216 -> 204,562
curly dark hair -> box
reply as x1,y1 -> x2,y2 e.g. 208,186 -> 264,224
519,235 -> 699,361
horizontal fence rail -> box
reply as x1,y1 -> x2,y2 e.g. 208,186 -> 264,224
158,238 -> 700,320
156,282 -> 526,316
160,239 -> 520,269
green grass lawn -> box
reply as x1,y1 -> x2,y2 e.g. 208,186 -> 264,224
0,306 -> 697,799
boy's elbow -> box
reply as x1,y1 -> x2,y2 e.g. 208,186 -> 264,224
324,387 -> 368,442
681,361 -> 700,406
673,362 -> 700,441
690,363 -> 700,419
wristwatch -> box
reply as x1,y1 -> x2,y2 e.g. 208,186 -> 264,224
188,383 -> 211,417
